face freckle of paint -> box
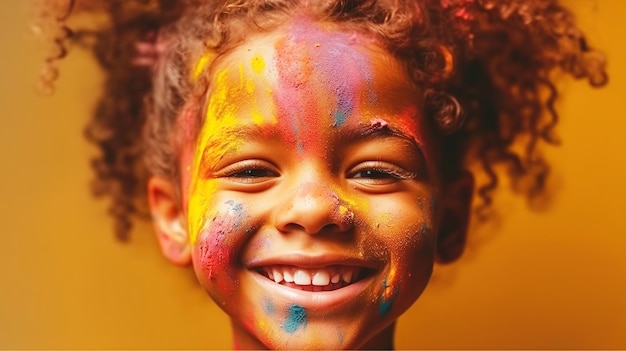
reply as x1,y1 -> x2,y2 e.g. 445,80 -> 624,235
337,328 -> 344,346
263,298 -> 275,316
369,117 -> 388,129
251,55 -> 266,74
419,222 -> 432,238
378,275 -> 399,316
282,305 -> 307,334
192,51 -> 215,81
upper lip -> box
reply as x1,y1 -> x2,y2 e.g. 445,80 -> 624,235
245,253 -> 382,270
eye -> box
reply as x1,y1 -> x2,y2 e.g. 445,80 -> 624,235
229,168 -> 276,179
352,169 -> 399,180
220,160 -> 280,184
348,161 -> 416,186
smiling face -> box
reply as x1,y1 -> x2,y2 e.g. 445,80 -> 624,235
176,21 -> 440,349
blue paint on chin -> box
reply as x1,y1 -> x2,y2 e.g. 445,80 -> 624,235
379,298 -> 394,316
282,304 -> 307,333
378,280 -> 399,316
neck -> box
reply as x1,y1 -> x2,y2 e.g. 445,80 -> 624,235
361,323 -> 395,350
230,319 -> 396,350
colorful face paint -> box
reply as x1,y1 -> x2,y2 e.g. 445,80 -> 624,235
188,60 -> 275,243
192,51 -> 215,81
180,19 -> 439,350
282,305 -> 307,334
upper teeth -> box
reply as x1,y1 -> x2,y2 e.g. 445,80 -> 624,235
263,265 -> 360,286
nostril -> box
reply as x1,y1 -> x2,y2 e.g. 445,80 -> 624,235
319,223 -> 344,235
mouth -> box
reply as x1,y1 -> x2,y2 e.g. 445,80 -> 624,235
254,264 -> 376,292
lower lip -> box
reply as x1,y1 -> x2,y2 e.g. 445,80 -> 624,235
250,271 -> 375,311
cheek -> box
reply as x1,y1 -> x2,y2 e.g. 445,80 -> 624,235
362,197 -> 436,316
187,178 -> 219,244
192,200 -> 251,296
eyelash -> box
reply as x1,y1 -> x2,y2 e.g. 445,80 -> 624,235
349,162 -> 416,182
221,160 -> 279,181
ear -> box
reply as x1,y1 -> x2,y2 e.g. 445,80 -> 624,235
147,176 -> 191,266
435,171 -> 474,264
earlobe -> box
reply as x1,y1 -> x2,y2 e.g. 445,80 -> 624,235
435,171 -> 474,264
147,176 -> 191,266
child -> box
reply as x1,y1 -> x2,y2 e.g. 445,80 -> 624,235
38,0 -> 607,349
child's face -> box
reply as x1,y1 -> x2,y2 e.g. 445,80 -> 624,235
180,22 -> 440,349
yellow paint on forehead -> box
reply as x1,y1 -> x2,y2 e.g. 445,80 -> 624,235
249,55 -> 277,125
188,68 -> 238,243
251,55 -> 266,74
192,51 -> 215,81
188,60 -> 276,243
239,63 -> 266,126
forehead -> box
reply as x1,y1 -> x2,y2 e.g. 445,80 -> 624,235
187,21 -> 444,188
208,20 -> 422,121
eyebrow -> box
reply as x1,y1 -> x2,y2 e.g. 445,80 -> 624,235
216,122 -> 282,141
337,122 -> 425,152
216,120 -> 424,147
335,122 -> 431,179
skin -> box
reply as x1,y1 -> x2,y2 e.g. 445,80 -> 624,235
148,20 -> 471,350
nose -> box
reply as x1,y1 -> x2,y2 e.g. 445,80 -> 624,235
275,182 -> 354,235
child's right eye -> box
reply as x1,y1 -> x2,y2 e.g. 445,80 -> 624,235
220,160 -> 280,184
229,168 -> 277,179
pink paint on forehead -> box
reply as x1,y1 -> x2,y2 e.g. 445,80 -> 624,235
273,21 -> 377,153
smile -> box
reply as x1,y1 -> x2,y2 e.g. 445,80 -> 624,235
246,254 -> 381,310
255,265 -> 373,292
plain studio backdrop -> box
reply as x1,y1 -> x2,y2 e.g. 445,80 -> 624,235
1,1 -> 625,349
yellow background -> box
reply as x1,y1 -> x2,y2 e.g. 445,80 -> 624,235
1,1 -> 624,349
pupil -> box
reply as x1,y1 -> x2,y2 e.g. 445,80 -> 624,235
365,170 -> 387,178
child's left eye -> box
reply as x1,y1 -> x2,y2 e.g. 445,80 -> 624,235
352,169 -> 399,180
348,161 -> 416,185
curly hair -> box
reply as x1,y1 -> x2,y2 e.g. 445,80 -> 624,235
36,0 -> 607,240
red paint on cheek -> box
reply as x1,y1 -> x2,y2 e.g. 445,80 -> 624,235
198,216 -> 236,280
